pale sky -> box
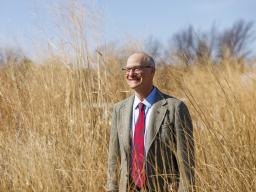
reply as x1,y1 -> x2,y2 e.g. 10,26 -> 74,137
0,0 -> 255,58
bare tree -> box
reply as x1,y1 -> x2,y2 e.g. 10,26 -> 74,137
167,20 -> 255,66
218,20 -> 255,59
170,26 -> 213,65
172,26 -> 196,64
143,36 -> 165,65
144,36 -> 162,58
196,38 -> 211,61
0,47 -> 27,65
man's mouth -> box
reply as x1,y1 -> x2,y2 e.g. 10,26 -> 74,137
128,78 -> 140,81
127,77 -> 143,85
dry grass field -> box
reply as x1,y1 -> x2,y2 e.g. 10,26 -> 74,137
0,55 -> 255,191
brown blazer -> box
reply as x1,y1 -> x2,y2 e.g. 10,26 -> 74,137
107,89 -> 195,192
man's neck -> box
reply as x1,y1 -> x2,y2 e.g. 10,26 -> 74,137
134,86 -> 154,101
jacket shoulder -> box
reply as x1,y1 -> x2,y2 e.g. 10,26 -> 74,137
113,95 -> 134,111
159,91 -> 181,103
159,91 -> 187,109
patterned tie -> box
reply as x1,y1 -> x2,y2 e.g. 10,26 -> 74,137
132,102 -> 146,188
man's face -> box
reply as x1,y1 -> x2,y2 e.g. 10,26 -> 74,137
125,54 -> 155,92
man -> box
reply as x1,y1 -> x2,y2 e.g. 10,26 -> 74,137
107,52 -> 195,192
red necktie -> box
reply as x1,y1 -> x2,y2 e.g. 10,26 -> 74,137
132,103 -> 146,188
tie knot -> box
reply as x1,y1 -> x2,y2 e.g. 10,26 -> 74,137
138,103 -> 145,111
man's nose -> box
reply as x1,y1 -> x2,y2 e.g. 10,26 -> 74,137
127,69 -> 135,76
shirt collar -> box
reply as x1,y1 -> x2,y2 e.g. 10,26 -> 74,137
133,87 -> 157,110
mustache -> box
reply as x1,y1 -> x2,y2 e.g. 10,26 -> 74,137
128,75 -> 142,80
127,76 -> 143,84
128,73 -> 142,79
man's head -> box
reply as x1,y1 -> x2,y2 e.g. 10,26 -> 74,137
124,52 -> 155,97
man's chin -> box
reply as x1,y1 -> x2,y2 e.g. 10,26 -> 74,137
128,84 -> 139,89
127,81 -> 141,89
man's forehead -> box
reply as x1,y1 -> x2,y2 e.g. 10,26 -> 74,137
126,53 -> 149,66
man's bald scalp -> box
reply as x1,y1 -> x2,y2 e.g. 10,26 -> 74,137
127,52 -> 155,68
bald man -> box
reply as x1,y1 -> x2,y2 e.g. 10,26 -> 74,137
107,52 -> 195,192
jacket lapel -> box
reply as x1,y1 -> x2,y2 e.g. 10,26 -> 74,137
145,90 -> 167,156
120,90 -> 167,157
121,96 -> 134,155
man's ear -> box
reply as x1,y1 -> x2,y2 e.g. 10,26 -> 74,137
151,68 -> 155,74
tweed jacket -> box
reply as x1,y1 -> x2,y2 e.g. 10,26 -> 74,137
107,88 -> 195,192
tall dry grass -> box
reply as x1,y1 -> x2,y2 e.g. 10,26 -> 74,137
1,0 -> 256,190
0,55 -> 255,191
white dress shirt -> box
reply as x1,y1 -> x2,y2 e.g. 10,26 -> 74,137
132,87 -> 157,146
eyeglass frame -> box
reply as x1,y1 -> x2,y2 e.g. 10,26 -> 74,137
122,65 -> 153,73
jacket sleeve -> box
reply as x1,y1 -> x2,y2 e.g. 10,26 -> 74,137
106,105 -> 120,192
175,101 -> 195,192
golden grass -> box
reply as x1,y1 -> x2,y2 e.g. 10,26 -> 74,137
0,56 -> 255,191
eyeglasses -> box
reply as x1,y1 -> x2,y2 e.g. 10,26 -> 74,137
122,65 -> 152,73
